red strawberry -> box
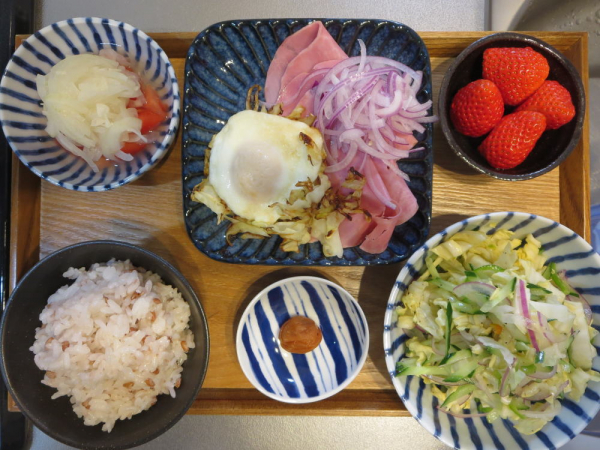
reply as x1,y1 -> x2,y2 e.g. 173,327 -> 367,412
450,79 -> 504,137
478,111 -> 546,169
483,47 -> 549,106
515,80 -> 575,129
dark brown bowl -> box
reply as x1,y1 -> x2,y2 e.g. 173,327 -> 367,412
438,32 -> 585,181
0,241 -> 210,450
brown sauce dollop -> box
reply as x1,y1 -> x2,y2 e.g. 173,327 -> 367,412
279,316 -> 322,354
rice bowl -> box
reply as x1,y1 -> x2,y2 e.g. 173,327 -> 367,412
1,240 -> 209,449
30,259 -> 195,432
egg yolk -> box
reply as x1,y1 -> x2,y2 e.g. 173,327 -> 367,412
279,316 -> 322,354
231,142 -> 286,203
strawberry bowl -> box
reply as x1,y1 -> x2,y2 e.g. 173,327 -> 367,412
438,32 -> 585,181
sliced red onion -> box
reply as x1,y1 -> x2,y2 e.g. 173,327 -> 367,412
537,311 -> 556,344
402,327 -> 425,340
516,376 -> 531,391
436,406 -> 487,419
567,294 -> 593,325
453,394 -> 472,406
518,280 -> 540,352
324,141 -> 358,173
415,115 -> 439,123
413,324 -> 428,334
528,365 -> 557,380
557,380 -> 570,392
522,391 -> 552,401
311,40 -> 436,215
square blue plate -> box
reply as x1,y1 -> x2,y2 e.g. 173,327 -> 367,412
181,18 -> 433,266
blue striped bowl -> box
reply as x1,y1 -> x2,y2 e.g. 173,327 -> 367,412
236,276 -> 369,403
383,212 -> 600,450
0,17 -> 180,191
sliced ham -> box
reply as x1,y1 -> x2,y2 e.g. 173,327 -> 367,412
265,21 -> 321,104
277,26 -> 347,98
339,213 -> 372,248
264,22 -> 424,255
359,158 -> 418,253
337,157 -> 418,252
265,21 -> 347,112
277,60 -> 341,116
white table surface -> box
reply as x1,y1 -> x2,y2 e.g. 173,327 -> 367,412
27,1 -> 599,449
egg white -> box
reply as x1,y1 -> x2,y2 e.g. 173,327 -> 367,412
208,110 -> 324,224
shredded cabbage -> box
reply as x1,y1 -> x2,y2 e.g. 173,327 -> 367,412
395,223 -> 599,434
37,53 -> 144,172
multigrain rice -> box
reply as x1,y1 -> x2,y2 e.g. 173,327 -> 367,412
30,259 -> 195,432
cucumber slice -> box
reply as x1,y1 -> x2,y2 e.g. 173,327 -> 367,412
475,265 -> 505,274
441,384 -> 476,408
396,363 -> 448,377
443,357 -> 480,382
515,341 -> 530,352
429,278 -> 455,293
481,277 -> 514,312
443,349 -> 472,365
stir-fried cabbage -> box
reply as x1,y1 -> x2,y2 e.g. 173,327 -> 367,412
191,86 -> 366,258
395,224 -> 599,434
37,53 -> 144,172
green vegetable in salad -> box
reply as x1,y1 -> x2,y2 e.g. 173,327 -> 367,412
395,224 -> 599,435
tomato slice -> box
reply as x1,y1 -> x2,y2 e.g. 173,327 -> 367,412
121,141 -> 147,154
137,108 -> 165,134
142,85 -> 167,115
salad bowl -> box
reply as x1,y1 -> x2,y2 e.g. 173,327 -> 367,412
0,17 -> 180,191
383,211 -> 600,449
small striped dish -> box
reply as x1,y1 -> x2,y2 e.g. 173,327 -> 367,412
384,212 -> 600,450
237,276 -> 369,403
0,17 -> 180,191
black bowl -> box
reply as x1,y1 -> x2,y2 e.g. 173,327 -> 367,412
439,32 -> 585,180
0,241 -> 210,450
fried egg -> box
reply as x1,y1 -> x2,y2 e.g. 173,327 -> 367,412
207,110 -> 324,224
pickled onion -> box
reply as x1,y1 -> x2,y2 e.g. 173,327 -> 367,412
314,40 -> 436,196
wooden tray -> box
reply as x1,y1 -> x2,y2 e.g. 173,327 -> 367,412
9,31 -> 590,416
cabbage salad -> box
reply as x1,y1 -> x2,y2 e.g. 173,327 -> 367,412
395,224 -> 599,434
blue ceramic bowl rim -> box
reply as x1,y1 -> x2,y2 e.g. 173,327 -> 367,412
383,211 -> 600,449
236,275 -> 370,403
0,17 -> 181,191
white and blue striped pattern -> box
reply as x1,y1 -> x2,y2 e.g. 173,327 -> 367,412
383,212 -> 600,450
237,276 -> 369,403
0,17 -> 180,191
